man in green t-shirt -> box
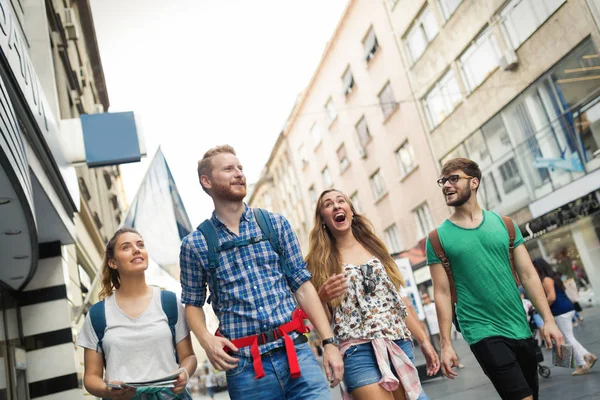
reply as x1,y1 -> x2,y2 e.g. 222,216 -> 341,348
426,158 -> 564,400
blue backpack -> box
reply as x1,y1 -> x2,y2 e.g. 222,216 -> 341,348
198,208 -> 293,307
89,289 -> 180,365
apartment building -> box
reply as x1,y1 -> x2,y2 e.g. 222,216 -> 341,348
389,0 -> 600,301
250,0 -> 449,267
0,1 -> 141,398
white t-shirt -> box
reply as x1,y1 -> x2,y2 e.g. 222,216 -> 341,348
422,303 -> 440,335
77,287 -> 190,383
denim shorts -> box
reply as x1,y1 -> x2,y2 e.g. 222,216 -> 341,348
342,339 -> 428,399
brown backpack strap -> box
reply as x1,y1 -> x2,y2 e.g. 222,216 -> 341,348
428,229 -> 457,304
501,216 -> 521,287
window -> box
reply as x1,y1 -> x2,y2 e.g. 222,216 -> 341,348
464,130 -> 492,169
103,171 -> 113,189
404,5 -> 439,63
439,0 -> 463,20
110,194 -> 119,210
384,224 -> 403,253
93,212 -> 103,230
337,144 -> 349,172
396,141 -> 416,176
356,117 -> 371,148
414,203 -> 434,239
369,169 -> 387,200
459,28 -> 500,91
423,69 -> 462,129
298,144 -> 308,166
309,185 -> 317,207
350,191 -> 362,213
378,82 -> 397,119
78,177 -> 91,201
501,0 -> 566,49
441,144 -> 467,166
310,123 -> 322,147
498,158 -> 523,194
342,66 -> 355,96
325,98 -> 337,124
363,27 -> 379,63
322,167 -> 333,188
481,114 -> 512,160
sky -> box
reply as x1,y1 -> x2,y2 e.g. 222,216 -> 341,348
89,0 -> 349,226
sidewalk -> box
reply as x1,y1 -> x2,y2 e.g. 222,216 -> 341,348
416,305 -> 600,400
194,306 -> 600,399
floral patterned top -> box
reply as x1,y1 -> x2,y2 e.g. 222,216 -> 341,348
332,257 -> 411,340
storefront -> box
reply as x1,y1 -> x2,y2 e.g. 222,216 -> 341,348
521,190 -> 600,305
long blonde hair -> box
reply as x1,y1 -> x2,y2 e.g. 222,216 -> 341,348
305,189 -> 405,308
99,227 -> 141,299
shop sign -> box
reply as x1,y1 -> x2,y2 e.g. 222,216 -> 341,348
0,0 -> 78,206
521,191 -> 600,241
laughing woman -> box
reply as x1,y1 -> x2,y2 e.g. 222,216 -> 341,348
77,228 -> 197,399
306,189 -> 439,400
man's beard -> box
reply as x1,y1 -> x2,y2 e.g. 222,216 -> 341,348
446,186 -> 472,207
212,181 -> 246,202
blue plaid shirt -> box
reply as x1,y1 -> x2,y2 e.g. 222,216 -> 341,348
179,204 -> 312,356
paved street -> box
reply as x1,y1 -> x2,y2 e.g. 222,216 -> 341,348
193,306 -> 600,399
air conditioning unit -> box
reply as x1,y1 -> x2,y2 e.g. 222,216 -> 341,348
358,146 -> 367,159
499,49 -> 518,71
63,8 -> 80,40
93,103 -> 104,114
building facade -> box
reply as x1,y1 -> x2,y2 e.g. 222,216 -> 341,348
0,1 -> 137,399
249,0 -> 449,265
389,0 -> 600,301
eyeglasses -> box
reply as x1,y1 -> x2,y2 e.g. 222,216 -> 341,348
437,174 -> 473,187
359,263 -> 376,295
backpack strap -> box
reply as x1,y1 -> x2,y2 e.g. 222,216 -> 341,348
253,208 -> 292,278
501,215 -> 521,287
198,219 -> 221,306
428,229 -> 457,304
160,290 -> 180,364
89,300 -> 107,367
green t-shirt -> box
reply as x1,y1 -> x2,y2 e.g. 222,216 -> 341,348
425,210 -> 530,345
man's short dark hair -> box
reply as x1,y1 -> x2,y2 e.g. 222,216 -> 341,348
441,158 -> 482,189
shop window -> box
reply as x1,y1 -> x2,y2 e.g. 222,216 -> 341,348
369,169 -> 387,200
350,191 -> 362,213
363,27 -> 379,63
459,28 -> 500,91
574,98 -> 600,163
379,82 -> 398,119
325,98 -> 337,125
404,5 -> 439,63
498,158 -> 524,194
342,66 -> 355,97
337,144 -> 349,172
439,0 -> 463,20
414,203 -> 435,239
396,141 -> 416,176
356,116 -> 372,148
501,0 -> 566,49
423,69 -> 462,129
384,224 -> 403,253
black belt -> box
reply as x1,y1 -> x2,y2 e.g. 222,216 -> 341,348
262,334 -> 308,356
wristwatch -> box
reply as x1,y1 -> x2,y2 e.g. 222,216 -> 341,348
322,336 -> 339,347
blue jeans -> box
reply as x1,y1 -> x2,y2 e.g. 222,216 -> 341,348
343,339 -> 429,400
226,342 -> 330,400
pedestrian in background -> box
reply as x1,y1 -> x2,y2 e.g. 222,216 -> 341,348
78,228 -> 197,400
533,258 -> 597,376
427,158 -> 564,400
306,188 -> 439,400
180,145 -> 343,400
204,367 -> 216,400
